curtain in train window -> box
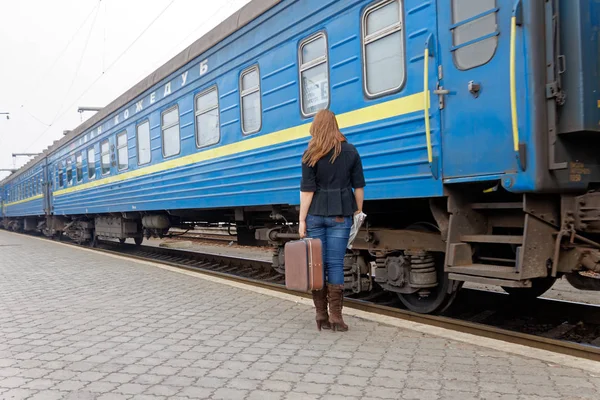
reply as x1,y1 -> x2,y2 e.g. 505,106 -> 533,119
66,158 -> 73,185
76,153 -> 83,183
195,87 -> 220,148
451,0 -> 498,70
162,106 -> 180,157
101,140 -> 111,175
240,66 -> 261,134
362,0 -> 405,97
136,121 -> 151,165
116,131 -> 128,171
87,147 -> 96,179
299,33 -> 329,116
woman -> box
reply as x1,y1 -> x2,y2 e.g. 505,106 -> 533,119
299,109 -> 365,332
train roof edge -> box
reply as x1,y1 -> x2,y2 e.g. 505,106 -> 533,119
1,0 -> 280,185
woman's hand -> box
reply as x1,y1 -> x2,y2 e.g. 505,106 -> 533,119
299,220 -> 307,238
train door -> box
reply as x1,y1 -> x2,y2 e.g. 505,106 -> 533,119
42,162 -> 52,215
436,1 -> 516,178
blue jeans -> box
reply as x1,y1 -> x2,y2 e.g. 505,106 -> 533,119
306,214 -> 352,286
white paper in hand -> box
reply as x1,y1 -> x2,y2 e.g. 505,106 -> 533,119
347,212 -> 366,249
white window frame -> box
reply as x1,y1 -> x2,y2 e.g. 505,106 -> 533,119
87,147 -> 96,180
66,158 -> 73,186
161,105 -> 181,158
101,139 -> 111,176
136,120 -> 151,166
76,152 -> 83,183
116,131 -> 129,171
58,162 -> 64,188
298,32 -> 330,118
239,65 -> 262,135
450,0 -> 498,71
361,0 -> 406,98
194,86 -> 220,148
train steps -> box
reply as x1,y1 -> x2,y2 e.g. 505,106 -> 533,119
444,199 -> 555,288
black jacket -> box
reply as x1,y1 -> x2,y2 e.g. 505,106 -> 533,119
300,141 -> 365,217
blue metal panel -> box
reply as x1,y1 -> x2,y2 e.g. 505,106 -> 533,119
51,0 -> 444,216
437,1 -> 520,179
557,0 -> 600,134
5,198 -> 44,217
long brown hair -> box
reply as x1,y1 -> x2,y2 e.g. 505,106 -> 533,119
302,109 -> 347,167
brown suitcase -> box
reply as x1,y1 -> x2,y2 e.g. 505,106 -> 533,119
284,238 -> 324,292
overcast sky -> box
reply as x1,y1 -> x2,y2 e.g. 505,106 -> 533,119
0,0 -> 251,180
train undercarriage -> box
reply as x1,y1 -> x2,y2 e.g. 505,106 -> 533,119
3,187 -> 600,314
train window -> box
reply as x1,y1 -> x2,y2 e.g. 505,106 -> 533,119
451,0 -> 498,70
195,86 -> 220,148
101,140 -> 111,175
240,66 -> 261,134
299,33 -> 329,117
361,0 -> 405,97
116,131 -> 128,171
136,121 -> 151,165
87,147 -> 96,179
76,153 -> 83,183
58,162 -> 64,188
66,158 -> 73,186
161,106 -> 180,157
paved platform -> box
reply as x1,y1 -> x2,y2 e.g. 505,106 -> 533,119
0,230 -> 599,400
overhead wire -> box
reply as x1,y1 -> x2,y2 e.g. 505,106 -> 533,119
24,0 -> 177,152
18,1 -> 102,113
51,4 -> 101,123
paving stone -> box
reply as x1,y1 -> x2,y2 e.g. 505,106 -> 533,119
175,386 -> 213,398
28,390 -> 67,400
144,384 -> 180,397
85,381 -> 118,393
0,377 -> 31,389
133,374 -> 165,386
247,390 -> 284,400
0,231 -> 596,400
211,387 -> 248,399
96,394 -> 131,400
159,376 -> 195,387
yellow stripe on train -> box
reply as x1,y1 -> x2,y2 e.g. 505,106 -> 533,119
42,91 -> 426,199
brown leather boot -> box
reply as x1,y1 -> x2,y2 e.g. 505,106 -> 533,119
312,287 -> 331,331
327,284 -> 348,332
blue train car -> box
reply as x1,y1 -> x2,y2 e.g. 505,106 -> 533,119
2,0 -> 600,313
1,160 -> 46,231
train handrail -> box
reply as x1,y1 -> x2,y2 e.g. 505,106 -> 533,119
424,40 -> 432,164
424,34 -> 438,179
511,0 -> 525,171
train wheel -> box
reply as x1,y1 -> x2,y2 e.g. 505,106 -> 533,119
397,273 -> 460,314
119,238 -> 126,244
134,237 -> 143,246
502,276 -> 556,300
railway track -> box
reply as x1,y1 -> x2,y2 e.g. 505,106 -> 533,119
6,230 -> 600,362
167,227 -> 237,243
